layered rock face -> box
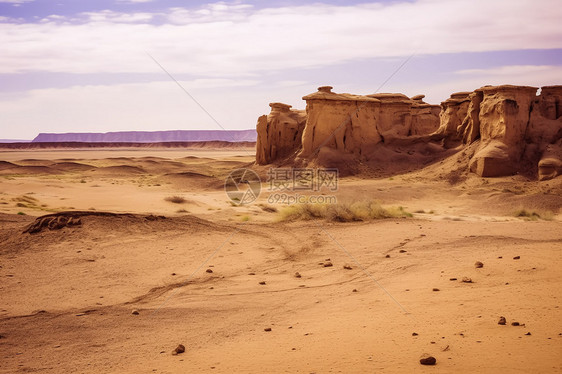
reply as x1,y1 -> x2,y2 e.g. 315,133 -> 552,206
441,85 -> 562,178
255,103 -> 307,165
299,86 -> 382,159
255,85 -> 562,180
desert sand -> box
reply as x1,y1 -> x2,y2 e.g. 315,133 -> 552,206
0,146 -> 561,373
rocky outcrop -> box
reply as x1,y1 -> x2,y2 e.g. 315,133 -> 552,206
410,95 -> 441,136
255,103 -> 306,165
298,86 -> 382,159
469,85 -> 538,177
255,84 -> 562,180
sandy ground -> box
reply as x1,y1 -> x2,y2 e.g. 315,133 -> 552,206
0,148 -> 561,373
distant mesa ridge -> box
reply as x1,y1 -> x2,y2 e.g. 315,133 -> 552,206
32,130 -> 256,143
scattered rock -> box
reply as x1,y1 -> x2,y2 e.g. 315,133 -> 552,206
442,345 -> 450,352
343,264 -> 352,270
323,262 -> 333,267
433,288 -> 440,292
352,289 -> 358,293
385,254 -> 391,258
248,272 -> 256,275
412,332 -> 418,336
475,261 -> 484,268
171,273 -> 176,276
498,256 -> 503,259
264,327 -> 272,332
172,344 -> 185,355
498,316 -> 506,325
399,249 -> 407,253
206,269 -> 213,273
513,256 -> 520,260
449,278 -> 457,281
419,354 -> 437,365
525,332 -> 532,335
259,281 -> 266,285
461,277 -> 473,283
131,309 -> 139,315
294,272 -> 302,278
512,322 -> 521,326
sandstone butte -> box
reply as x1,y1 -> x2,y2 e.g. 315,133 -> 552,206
255,85 -> 562,180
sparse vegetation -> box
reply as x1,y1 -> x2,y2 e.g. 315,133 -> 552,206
241,215 -> 251,222
278,200 -> 412,222
513,209 -> 553,221
164,195 -> 187,204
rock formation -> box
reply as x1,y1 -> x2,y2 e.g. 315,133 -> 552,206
255,103 -> 306,165
255,85 -> 562,180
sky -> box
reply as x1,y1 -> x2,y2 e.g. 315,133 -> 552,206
0,0 -> 561,140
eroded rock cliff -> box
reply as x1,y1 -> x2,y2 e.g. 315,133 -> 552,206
255,84 -> 562,180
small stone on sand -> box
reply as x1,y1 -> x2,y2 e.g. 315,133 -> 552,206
323,262 -> 333,267
512,322 -> 520,326
132,309 -> 139,315
475,261 -> 484,268
498,316 -> 506,325
385,254 -> 390,258
449,278 -> 457,281
399,249 -> 407,253
412,332 -> 418,336
461,277 -> 473,283
513,256 -> 520,260
419,354 -> 436,365
433,288 -> 440,291
172,344 -> 185,355
343,264 -> 352,270
259,281 -> 266,285
295,272 -> 302,278
206,269 -> 213,273
264,327 -> 272,332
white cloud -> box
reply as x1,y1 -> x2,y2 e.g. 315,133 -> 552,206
0,0 -> 560,76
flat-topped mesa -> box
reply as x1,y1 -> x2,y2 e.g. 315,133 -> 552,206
299,87 -> 381,159
255,102 -> 307,165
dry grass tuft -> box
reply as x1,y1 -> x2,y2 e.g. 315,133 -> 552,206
164,195 -> 187,204
278,200 -> 412,222
513,208 -> 553,221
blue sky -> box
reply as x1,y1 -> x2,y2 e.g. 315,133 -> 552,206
0,0 -> 561,139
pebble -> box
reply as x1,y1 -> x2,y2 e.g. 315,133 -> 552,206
461,277 -> 473,283
264,327 -> 272,332
449,278 -> 457,281
206,269 -> 213,273
323,262 -> 333,267
399,249 -> 407,253
433,288 -> 440,291
412,332 -> 418,336
132,309 -> 140,315
172,344 -> 185,355
512,322 -> 520,326
525,332 -> 532,335
385,254 -> 391,258
259,281 -> 266,285
498,316 -> 506,325
343,264 -> 352,270
295,272 -> 302,278
513,256 -> 520,260
475,261 -> 484,268
419,355 -> 436,365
